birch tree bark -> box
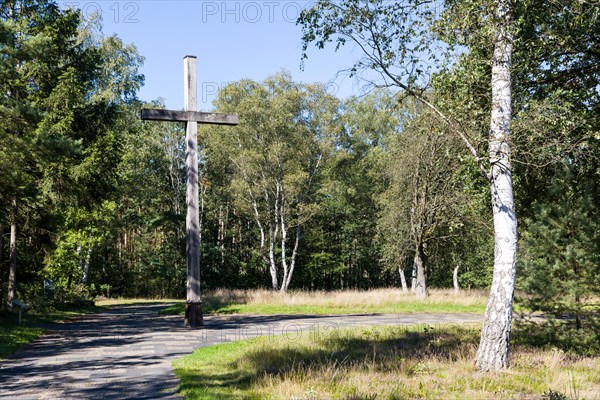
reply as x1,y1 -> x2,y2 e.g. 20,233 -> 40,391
82,248 -> 92,284
281,223 -> 301,292
0,225 -> 3,297
399,268 -> 408,293
453,265 -> 460,293
475,0 -> 517,371
7,197 -> 17,308
280,186 -> 289,291
267,184 -> 281,290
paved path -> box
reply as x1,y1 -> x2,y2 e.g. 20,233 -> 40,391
0,304 -> 481,399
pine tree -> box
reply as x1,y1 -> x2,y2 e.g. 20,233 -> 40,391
520,168 -> 600,331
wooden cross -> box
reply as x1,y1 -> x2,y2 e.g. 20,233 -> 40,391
140,55 -> 239,328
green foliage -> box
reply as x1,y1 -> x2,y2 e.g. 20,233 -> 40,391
51,283 -> 95,310
514,319 -> 600,356
1,0 -> 598,327
298,89 -> 401,289
0,0 -> 144,307
378,105 -> 471,286
298,0 -> 455,92
518,167 -> 600,330
207,72 -> 341,290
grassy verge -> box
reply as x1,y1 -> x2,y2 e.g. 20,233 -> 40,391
0,299 -> 183,359
173,324 -> 600,399
95,298 -> 182,307
160,289 -> 487,316
0,304 -> 105,359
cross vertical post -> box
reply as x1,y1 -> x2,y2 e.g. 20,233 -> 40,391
139,56 -> 238,328
184,55 -> 202,327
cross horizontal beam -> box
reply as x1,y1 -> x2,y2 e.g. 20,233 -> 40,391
141,108 -> 239,126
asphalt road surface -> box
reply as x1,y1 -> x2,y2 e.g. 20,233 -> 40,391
0,304 -> 482,399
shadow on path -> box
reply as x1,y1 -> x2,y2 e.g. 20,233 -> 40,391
0,304 -> 481,399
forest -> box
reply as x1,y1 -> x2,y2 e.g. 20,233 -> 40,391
1,0 -> 598,355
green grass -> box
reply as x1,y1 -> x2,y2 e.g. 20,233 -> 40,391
0,304 -> 106,359
0,318 -> 44,359
173,325 -> 600,399
173,341 -> 260,399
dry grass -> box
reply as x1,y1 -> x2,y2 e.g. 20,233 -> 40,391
95,298 -> 182,306
210,288 -> 488,307
184,288 -> 489,315
174,325 -> 600,400
157,288 -> 488,315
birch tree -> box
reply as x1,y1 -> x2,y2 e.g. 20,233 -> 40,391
473,0 -> 516,371
379,107 -> 466,299
299,0 -> 516,369
212,73 -> 339,292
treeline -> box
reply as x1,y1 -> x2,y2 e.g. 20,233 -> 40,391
1,0 -> 598,334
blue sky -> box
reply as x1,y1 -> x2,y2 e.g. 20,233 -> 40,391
59,1 -> 364,111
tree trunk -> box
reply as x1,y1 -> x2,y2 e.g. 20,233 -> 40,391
77,244 -> 84,281
222,205 -> 228,264
280,194 -> 289,292
281,223 -> 301,292
82,248 -> 92,284
267,184 -> 281,291
218,204 -> 224,263
399,267 -> 408,293
199,182 -> 206,261
476,0 -> 517,372
410,259 -> 417,293
7,197 -> 17,308
0,225 -> 4,299
453,265 -> 460,293
268,232 -> 278,290
413,243 -> 427,299
575,293 -> 582,330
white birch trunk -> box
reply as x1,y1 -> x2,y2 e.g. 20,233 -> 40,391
77,244 -> 83,274
267,184 -> 280,291
399,268 -> 408,293
282,224 -> 301,292
476,0 -> 517,371
251,198 -> 265,249
280,188 -> 289,292
219,205 -> 227,265
268,231 -> 278,290
250,193 -> 273,284
7,197 -> 17,308
218,205 -> 223,244
453,265 -> 460,293
82,248 -> 92,284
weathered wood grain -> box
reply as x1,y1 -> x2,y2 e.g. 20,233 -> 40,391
140,109 -> 239,125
